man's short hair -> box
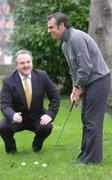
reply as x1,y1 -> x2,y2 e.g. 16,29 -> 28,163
15,49 -> 33,60
47,12 -> 71,28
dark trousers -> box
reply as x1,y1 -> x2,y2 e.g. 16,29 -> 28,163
0,118 -> 52,152
77,74 -> 111,164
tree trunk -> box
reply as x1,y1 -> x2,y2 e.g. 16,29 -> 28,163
88,0 -> 112,90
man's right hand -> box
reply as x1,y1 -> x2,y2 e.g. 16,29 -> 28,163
12,112 -> 23,123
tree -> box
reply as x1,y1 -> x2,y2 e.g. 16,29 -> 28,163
88,0 -> 112,90
12,0 -> 89,94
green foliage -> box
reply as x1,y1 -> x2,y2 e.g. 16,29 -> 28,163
0,76 -> 3,90
12,0 -> 89,94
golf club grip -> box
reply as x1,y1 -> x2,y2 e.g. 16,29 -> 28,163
70,101 -> 75,112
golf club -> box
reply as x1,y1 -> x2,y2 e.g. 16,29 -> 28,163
47,101 -> 75,166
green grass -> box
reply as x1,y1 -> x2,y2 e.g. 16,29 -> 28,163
0,98 -> 112,180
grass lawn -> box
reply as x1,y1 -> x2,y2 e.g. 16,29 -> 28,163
0,98 -> 112,180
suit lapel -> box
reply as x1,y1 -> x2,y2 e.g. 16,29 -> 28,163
14,71 -> 27,108
30,71 -> 38,108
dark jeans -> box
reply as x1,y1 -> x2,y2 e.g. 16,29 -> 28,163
77,74 -> 111,164
0,118 -> 52,153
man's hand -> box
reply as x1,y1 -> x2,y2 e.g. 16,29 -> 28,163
12,112 -> 23,123
40,114 -> 52,125
70,86 -> 82,103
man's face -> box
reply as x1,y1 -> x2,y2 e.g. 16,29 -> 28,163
16,53 -> 33,77
48,18 -> 65,39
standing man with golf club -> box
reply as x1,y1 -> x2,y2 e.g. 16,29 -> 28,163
0,49 -> 60,154
47,12 -> 111,165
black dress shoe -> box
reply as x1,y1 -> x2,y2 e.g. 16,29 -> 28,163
6,149 -> 17,154
33,141 -> 43,152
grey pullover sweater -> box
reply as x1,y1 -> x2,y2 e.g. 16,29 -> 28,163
61,28 -> 110,87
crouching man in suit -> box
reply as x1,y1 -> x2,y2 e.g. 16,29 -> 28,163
0,49 -> 60,154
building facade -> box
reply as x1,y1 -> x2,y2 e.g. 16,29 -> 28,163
0,0 -> 14,64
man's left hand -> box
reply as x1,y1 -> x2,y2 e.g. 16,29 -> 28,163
70,86 -> 83,103
40,114 -> 52,125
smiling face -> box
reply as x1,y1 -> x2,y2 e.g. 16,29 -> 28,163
16,53 -> 33,77
48,18 -> 65,39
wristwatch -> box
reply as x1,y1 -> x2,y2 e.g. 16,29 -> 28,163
74,85 -> 81,89
74,85 -> 83,92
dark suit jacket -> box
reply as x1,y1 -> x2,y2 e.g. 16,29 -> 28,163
0,69 -> 60,122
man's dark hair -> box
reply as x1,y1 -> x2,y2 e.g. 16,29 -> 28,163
47,12 -> 71,28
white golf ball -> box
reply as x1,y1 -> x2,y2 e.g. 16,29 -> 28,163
21,162 -> 26,166
42,163 -> 47,167
34,161 -> 38,165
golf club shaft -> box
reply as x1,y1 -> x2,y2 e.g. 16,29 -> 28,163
48,101 -> 75,165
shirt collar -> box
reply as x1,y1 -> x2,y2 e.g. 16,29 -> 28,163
61,28 -> 70,42
18,72 -> 31,81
